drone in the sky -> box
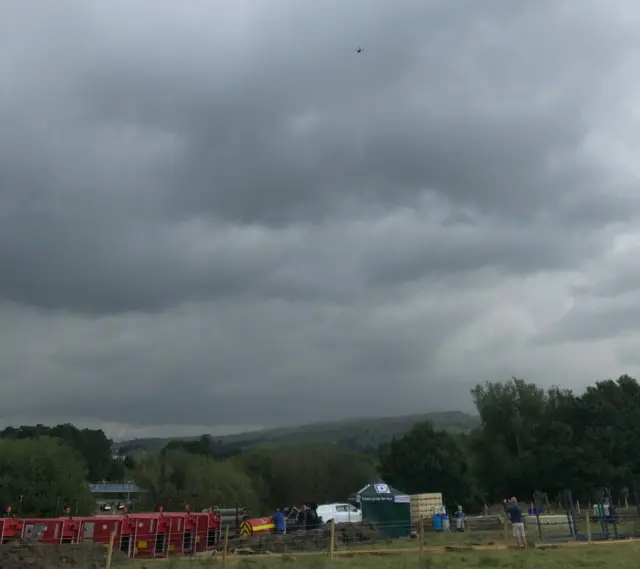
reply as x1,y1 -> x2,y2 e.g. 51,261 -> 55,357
356,47 -> 363,54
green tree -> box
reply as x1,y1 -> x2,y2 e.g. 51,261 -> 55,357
238,444 -> 377,511
379,421 -> 478,510
470,378 -> 550,499
576,376 -> 640,494
0,437 -> 93,516
468,375 -> 640,504
163,435 -> 213,456
134,450 -> 260,513
1,423 -> 119,482
163,435 -> 243,459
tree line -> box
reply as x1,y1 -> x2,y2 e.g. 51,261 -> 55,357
382,374 -> 640,511
2,374 -> 640,517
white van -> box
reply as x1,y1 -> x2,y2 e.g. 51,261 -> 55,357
316,503 -> 362,525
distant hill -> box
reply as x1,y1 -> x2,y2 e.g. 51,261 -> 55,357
114,411 -> 479,454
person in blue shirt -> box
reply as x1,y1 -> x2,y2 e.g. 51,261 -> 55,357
272,508 -> 286,534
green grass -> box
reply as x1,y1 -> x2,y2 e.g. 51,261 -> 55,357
131,541 -> 640,569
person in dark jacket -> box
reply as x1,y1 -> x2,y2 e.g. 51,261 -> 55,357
504,497 -> 525,548
306,506 -> 320,530
297,505 -> 308,529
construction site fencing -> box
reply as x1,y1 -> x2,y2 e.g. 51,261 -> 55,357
225,513 -> 640,555
528,510 -> 640,544
2,513 -> 640,567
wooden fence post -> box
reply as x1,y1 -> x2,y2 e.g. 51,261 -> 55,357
585,511 -> 592,544
419,516 -> 424,553
329,519 -> 335,561
503,515 -> 508,545
222,525 -> 229,566
106,532 -> 115,569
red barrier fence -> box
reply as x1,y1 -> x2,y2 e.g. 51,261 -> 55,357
0,510 -> 224,559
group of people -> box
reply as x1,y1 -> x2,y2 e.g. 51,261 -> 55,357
269,498 -> 527,548
434,498 -> 526,549
433,506 -> 465,532
271,504 -> 322,534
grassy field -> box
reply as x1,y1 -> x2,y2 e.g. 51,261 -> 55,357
131,540 -> 640,569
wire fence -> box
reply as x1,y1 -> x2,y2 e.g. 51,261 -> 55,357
1,512 -> 640,567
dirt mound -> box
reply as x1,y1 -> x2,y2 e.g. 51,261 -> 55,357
225,523 -> 382,555
227,528 -> 330,554
0,540 -> 131,569
333,522 -> 380,545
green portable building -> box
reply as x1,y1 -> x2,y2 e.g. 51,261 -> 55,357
356,481 -> 412,539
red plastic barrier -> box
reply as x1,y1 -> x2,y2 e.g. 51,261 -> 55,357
1,509 -> 223,559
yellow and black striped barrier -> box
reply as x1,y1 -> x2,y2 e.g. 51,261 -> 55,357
239,521 -> 252,536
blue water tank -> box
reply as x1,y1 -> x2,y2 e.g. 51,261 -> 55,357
433,513 -> 443,531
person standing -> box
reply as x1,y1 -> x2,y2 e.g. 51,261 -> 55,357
272,508 -> 286,535
441,507 -> 451,532
455,506 -> 464,532
504,497 -> 525,549
297,505 -> 308,529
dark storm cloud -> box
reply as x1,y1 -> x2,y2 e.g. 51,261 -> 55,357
1,0 -> 640,433
537,238 -> 640,345
0,297 -> 479,427
65,0 -> 618,227
0,0 -> 630,314
537,294 -> 640,345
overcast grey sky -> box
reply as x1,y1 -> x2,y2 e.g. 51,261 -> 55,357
2,0 -> 640,440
